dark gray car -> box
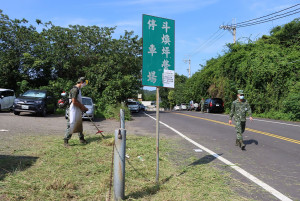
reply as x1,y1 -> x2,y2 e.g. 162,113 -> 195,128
13,90 -> 56,117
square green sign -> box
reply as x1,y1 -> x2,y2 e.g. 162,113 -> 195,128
142,14 -> 175,88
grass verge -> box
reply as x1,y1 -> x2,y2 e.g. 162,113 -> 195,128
0,134 -> 252,200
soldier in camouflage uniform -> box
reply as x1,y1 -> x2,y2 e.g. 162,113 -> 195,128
229,90 -> 253,150
64,77 -> 89,147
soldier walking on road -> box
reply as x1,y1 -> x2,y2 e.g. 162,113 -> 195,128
229,90 -> 253,150
200,98 -> 205,112
64,77 -> 89,147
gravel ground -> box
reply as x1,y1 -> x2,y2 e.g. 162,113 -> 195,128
0,111 -> 122,153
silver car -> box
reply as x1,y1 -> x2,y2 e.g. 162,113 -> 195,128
127,101 -> 140,113
65,96 -> 95,120
0,88 -> 15,111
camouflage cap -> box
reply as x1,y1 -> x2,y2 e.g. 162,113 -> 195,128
237,90 -> 244,94
77,77 -> 86,83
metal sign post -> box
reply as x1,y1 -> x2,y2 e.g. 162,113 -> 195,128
142,14 -> 175,184
155,87 -> 160,183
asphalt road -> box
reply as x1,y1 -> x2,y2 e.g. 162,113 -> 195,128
1,110 -> 299,200
136,110 -> 300,201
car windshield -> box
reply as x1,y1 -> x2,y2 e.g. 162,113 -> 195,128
82,98 -> 93,105
23,91 -> 46,98
128,102 -> 137,105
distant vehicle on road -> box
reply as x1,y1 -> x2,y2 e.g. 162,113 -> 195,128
180,103 -> 187,110
138,103 -> 145,111
127,101 -> 140,113
204,98 -> 224,113
0,88 -> 15,111
193,102 -> 199,111
13,89 -> 56,116
174,104 -> 181,111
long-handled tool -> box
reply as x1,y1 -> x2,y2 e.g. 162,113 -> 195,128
84,112 -> 104,137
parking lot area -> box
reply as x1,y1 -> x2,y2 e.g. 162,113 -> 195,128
0,111 -> 121,153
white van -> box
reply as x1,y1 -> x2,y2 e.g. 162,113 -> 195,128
0,88 -> 16,111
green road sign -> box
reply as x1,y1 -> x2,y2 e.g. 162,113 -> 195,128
142,14 -> 175,88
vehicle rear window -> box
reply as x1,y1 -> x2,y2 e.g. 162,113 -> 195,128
82,98 -> 92,105
212,98 -> 223,104
128,102 -> 137,105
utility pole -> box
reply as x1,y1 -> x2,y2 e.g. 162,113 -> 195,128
183,57 -> 191,78
220,18 -> 236,43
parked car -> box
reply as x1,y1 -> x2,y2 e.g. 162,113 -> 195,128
180,103 -> 187,110
127,101 -> 140,113
65,96 -> 95,120
13,89 -> 56,116
174,104 -> 181,111
193,103 -> 199,111
204,98 -> 224,113
138,103 -> 145,111
0,88 -> 15,111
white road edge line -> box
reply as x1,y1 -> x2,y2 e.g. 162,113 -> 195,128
144,113 -> 293,201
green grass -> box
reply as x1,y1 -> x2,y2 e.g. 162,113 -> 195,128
0,135 -> 252,200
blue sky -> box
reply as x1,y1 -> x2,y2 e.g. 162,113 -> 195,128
1,0 -> 299,84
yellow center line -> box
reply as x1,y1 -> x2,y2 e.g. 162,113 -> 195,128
174,113 -> 300,145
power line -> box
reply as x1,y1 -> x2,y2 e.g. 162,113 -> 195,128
236,3 -> 300,26
220,3 -> 300,43
190,29 -> 221,55
200,30 -> 227,51
236,8 -> 300,28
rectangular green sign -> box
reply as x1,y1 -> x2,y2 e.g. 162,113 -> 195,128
142,14 -> 175,88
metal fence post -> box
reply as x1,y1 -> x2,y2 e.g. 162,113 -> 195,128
114,109 -> 126,200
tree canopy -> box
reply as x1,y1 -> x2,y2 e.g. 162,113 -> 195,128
0,10 -> 142,115
167,18 -> 300,121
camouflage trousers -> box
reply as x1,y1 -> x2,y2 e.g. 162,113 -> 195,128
64,117 -> 84,140
235,121 -> 246,140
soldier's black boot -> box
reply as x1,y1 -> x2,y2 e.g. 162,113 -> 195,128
239,140 -> 246,150
79,136 -> 87,144
64,139 -> 69,147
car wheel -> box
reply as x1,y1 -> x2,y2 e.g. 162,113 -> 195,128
14,110 -> 20,115
40,107 -> 47,117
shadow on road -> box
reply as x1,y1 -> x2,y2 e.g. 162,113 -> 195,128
0,155 -> 39,181
244,139 -> 258,145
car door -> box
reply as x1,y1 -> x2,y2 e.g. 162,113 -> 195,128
1,91 -> 10,109
8,90 -> 15,108
46,92 -> 55,113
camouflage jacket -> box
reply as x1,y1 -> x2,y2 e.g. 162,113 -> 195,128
229,99 -> 252,121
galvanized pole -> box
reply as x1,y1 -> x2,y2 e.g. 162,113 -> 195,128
114,109 -> 126,200
156,87 -> 160,184
120,109 -> 125,129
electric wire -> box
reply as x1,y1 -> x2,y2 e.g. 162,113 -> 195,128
190,29 -> 221,55
235,3 -> 300,26
236,8 -> 300,28
191,30 -> 227,56
223,4 -> 300,29
200,30 -> 227,51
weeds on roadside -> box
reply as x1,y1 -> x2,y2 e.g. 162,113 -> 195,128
0,135 -> 250,200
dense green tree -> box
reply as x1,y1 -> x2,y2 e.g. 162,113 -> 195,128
170,18 -> 299,120
0,10 -> 142,117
